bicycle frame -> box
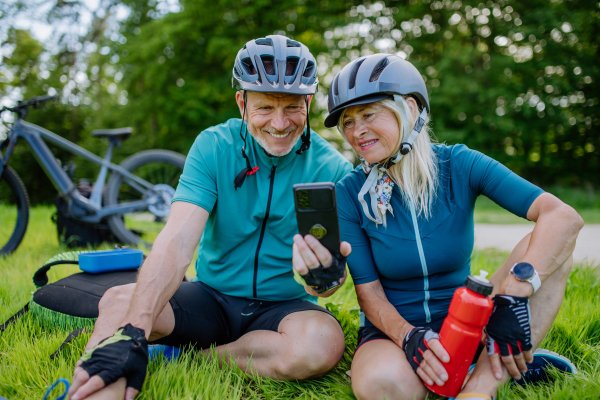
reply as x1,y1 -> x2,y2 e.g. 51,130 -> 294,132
1,119 -> 159,223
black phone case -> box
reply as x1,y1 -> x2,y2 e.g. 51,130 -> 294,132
293,182 -> 341,257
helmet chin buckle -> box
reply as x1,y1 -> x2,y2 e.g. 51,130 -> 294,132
400,143 -> 412,155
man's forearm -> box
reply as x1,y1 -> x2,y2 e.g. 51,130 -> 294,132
124,242 -> 190,336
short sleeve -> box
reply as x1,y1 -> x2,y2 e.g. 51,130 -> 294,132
336,180 -> 380,285
451,144 -> 544,219
172,132 -> 218,213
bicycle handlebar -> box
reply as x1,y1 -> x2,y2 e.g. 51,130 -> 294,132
0,95 -> 58,115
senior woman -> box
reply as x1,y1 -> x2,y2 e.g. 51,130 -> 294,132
292,54 -> 583,400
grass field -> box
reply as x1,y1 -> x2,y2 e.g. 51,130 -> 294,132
1,207 -> 599,399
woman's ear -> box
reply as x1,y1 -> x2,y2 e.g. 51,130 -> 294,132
405,96 -> 419,122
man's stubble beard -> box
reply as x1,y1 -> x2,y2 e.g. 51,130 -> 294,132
250,125 -> 303,157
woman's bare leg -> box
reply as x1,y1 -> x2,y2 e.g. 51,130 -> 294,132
351,339 -> 429,400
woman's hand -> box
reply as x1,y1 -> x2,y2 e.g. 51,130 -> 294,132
415,338 -> 450,387
402,327 -> 450,387
292,234 -> 351,297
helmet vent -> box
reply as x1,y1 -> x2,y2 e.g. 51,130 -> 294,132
261,55 -> 276,75
255,38 -> 273,46
234,66 -> 241,78
286,57 -> 299,76
369,57 -> 389,82
303,61 -> 315,78
332,74 -> 339,96
348,58 -> 365,90
241,58 -> 256,75
286,40 -> 301,48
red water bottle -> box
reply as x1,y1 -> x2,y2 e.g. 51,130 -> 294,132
425,270 -> 494,397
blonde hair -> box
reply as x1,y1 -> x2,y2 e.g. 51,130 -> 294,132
338,96 -> 439,220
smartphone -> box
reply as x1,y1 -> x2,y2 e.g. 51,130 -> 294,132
293,182 -> 341,257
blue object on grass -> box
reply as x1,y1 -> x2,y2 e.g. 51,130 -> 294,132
43,378 -> 69,400
79,249 -> 143,274
148,344 -> 182,362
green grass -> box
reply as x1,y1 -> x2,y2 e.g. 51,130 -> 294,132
1,207 -> 600,399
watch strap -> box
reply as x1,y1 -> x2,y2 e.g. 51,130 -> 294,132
529,270 -> 541,293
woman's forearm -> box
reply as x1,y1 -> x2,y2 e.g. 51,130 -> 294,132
502,195 -> 583,297
522,204 -> 583,281
357,283 -> 413,346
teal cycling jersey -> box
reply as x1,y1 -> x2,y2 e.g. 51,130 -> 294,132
172,118 -> 352,302
336,144 -> 544,329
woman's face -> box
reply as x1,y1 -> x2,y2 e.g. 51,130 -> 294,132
341,103 -> 400,164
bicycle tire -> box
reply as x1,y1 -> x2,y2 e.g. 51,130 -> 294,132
103,150 -> 186,248
0,166 -> 30,256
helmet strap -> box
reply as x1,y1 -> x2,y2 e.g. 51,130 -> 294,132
234,91 -> 260,190
296,96 -> 311,155
382,105 -> 427,169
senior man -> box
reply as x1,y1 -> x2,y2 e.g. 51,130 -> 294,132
68,35 -> 352,400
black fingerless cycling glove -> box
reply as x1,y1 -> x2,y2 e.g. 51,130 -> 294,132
293,254 -> 346,294
80,324 -> 149,390
402,327 -> 439,373
486,295 -> 532,357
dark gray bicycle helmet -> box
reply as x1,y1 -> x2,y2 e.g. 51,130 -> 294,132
232,35 -> 318,190
324,54 -> 429,128
232,35 -> 318,95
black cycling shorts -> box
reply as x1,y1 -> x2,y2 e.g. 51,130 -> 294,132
152,281 -> 336,349
354,325 -> 483,363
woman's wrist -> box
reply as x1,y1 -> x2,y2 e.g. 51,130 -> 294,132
393,323 -> 415,348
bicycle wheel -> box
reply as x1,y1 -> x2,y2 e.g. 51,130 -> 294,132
104,150 -> 186,248
0,166 -> 30,256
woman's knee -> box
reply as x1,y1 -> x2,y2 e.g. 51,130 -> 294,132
98,283 -> 136,313
352,364 -> 426,400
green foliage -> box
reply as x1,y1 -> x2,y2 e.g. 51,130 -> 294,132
1,0 -> 598,205
320,0 -> 599,186
1,207 -> 600,399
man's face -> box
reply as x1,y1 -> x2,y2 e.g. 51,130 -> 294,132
236,91 -> 312,157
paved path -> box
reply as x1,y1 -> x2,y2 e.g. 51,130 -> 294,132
474,224 -> 600,266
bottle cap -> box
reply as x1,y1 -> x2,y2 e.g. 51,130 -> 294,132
465,270 -> 494,296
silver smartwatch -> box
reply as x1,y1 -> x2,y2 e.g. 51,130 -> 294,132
509,262 -> 541,293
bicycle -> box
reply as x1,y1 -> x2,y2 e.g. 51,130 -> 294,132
0,95 -> 186,255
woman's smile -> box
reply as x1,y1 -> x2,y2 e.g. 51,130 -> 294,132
358,139 -> 379,151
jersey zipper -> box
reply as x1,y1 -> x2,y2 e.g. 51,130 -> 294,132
253,165 -> 276,298
408,198 -> 432,324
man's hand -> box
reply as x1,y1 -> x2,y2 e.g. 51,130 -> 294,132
402,327 -> 450,387
69,324 -> 148,400
292,234 -> 351,297
486,295 -> 534,380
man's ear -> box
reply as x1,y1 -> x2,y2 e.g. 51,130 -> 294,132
306,94 -> 313,111
235,91 -> 246,120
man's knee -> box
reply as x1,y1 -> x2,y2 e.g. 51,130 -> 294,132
98,283 -> 136,313
277,315 -> 345,380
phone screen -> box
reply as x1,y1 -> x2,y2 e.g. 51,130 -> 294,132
293,182 -> 340,257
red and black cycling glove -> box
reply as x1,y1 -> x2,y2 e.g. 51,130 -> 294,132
485,295 -> 532,357
402,327 -> 440,373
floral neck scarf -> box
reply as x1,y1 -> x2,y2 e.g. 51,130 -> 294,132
359,159 -> 395,226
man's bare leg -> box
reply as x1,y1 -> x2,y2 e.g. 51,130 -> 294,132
460,232 -> 573,397
69,284 -> 175,400
207,310 -> 346,380
71,284 -> 345,399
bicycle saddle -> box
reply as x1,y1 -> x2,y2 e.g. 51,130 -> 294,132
91,127 -> 133,141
